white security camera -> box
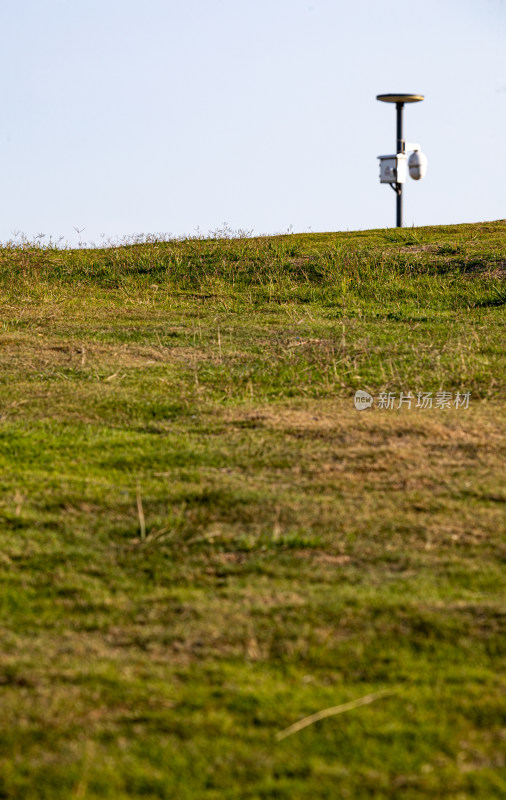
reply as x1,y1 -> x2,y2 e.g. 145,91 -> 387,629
408,148 -> 428,180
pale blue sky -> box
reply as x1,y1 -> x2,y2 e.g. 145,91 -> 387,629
0,0 -> 505,244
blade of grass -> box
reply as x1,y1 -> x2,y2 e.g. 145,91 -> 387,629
275,687 -> 401,741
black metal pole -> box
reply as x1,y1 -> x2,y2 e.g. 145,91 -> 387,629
396,102 -> 405,227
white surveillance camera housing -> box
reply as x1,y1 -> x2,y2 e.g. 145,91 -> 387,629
408,148 -> 428,180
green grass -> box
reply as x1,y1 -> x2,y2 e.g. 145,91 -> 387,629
0,221 -> 505,798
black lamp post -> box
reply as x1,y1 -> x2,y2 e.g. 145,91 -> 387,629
377,93 -> 424,227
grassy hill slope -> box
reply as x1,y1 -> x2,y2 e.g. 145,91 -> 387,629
0,221 -> 505,798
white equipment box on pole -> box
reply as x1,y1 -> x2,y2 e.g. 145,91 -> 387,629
378,154 -> 407,184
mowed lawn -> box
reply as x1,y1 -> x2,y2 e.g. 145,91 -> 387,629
0,222 -> 505,799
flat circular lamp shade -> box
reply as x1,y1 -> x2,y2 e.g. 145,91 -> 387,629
377,94 -> 424,103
